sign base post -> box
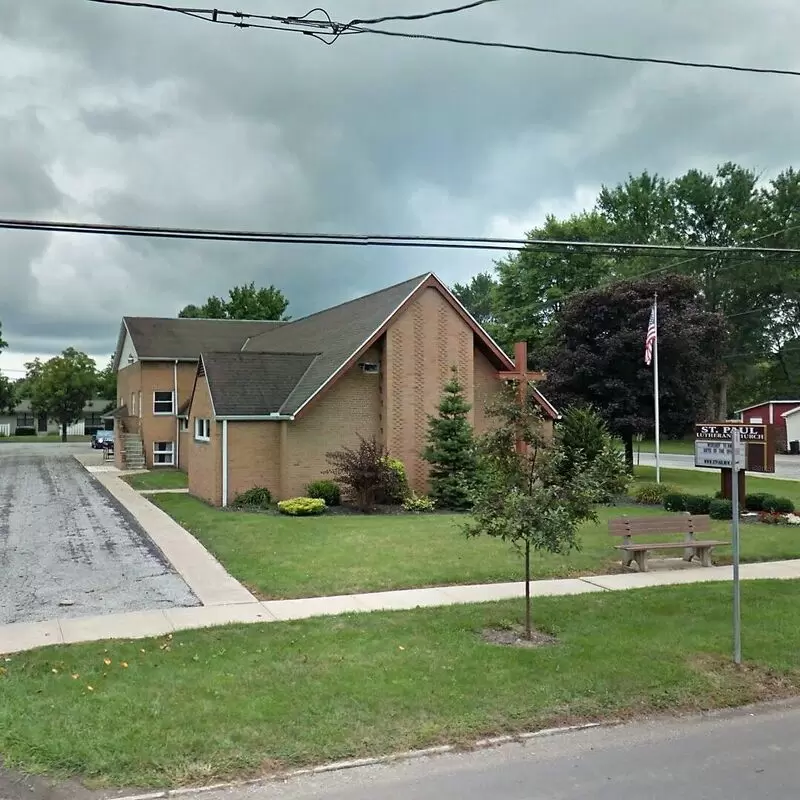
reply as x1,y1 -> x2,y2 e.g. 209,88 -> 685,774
720,468 -> 746,502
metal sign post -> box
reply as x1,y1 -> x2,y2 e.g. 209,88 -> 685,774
731,427 -> 742,665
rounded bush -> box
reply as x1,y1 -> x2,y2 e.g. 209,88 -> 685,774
709,498 -> 733,520
402,493 -> 436,513
306,479 -> 341,506
633,482 -> 678,505
231,486 -> 272,509
744,492 -> 775,512
663,493 -> 689,512
380,456 -> 409,504
684,494 -> 712,515
14,427 -> 37,437
277,497 -> 326,516
763,496 -> 795,514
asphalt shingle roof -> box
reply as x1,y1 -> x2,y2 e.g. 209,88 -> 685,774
122,317 -> 285,361
202,352 -> 318,416
240,273 -> 429,415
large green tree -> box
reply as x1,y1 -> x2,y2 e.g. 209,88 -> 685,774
493,212 -> 621,367
179,282 -> 290,320
23,349 -> 98,442
543,274 -> 726,468
96,356 -> 117,405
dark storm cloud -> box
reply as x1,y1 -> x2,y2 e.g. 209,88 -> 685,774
1,0 -> 799,359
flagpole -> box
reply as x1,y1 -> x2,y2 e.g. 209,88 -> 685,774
653,293 -> 661,484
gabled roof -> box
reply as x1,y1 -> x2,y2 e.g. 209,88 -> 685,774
240,273 -> 434,416
736,399 -> 800,414
201,352 -> 318,417
113,317 -> 285,368
780,405 -> 800,419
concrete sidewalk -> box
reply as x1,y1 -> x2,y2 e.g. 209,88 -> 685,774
4,559 -> 800,655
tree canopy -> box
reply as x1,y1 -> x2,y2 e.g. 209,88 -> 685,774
543,274 -> 726,466
451,162 -> 800,415
22,349 -> 98,441
179,282 -> 290,321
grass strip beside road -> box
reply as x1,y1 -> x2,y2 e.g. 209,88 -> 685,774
123,469 -> 189,491
2,582 -> 800,788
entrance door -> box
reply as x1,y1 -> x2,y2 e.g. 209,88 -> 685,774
37,413 -> 48,433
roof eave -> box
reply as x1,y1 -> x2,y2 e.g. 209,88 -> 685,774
216,414 -> 295,421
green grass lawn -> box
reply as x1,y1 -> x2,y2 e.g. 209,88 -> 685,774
2,582 -> 800,788
123,469 -> 189,491
151,468 -> 800,599
634,438 -> 695,455
633,466 -> 800,506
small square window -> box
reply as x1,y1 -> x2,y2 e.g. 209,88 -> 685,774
153,441 -> 175,466
153,391 -> 174,415
194,418 -> 211,441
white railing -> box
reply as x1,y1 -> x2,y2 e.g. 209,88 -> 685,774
0,423 -> 10,437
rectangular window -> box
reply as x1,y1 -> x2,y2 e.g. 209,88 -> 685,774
194,418 -> 211,441
130,392 -> 136,416
179,417 -> 189,432
153,391 -> 175,415
138,391 -> 142,418
153,441 -> 175,466
16,413 -> 34,428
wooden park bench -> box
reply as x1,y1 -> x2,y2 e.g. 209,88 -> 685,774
609,515 -> 729,572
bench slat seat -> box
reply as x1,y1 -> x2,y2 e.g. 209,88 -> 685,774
609,514 -> 729,572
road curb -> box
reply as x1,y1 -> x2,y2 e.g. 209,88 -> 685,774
110,721 -> 610,800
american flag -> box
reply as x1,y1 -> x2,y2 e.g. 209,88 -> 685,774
644,304 -> 657,366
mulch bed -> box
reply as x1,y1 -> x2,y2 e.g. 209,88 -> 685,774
480,626 -> 559,649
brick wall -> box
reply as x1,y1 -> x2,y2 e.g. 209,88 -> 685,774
187,374 -> 221,505
384,286 -> 475,493
114,361 -> 141,468
284,346 -> 382,498
227,421 -> 282,501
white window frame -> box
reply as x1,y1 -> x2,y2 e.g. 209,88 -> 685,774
179,417 -> 189,432
152,441 -> 175,466
130,392 -> 136,416
153,391 -> 175,415
194,418 -> 211,441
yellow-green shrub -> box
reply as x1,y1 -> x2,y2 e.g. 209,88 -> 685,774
277,496 -> 326,516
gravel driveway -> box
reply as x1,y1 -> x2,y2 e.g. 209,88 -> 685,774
0,446 -> 198,624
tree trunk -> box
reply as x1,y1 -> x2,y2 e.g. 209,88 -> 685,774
524,540 -> 532,640
623,431 -> 634,471
61,422 -> 67,443
718,375 -> 729,420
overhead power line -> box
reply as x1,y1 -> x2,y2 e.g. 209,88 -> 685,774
87,0 -> 800,77
9,216 -> 800,257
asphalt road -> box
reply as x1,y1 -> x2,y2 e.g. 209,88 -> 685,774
202,701 -> 800,800
638,452 -> 800,480
0,445 -> 198,625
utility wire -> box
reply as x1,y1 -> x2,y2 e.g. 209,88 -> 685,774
346,0 -> 500,27
9,217 -> 800,257
86,0 -> 800,77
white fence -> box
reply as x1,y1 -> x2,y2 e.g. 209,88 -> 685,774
66,421 -> 86,436
0,423 -> 10,437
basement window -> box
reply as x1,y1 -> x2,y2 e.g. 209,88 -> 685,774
194,418 -> 211,441
153,441 -> 175,466
153,391 -> 175,415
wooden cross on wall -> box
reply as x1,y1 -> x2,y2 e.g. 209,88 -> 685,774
496,341 -> 546,454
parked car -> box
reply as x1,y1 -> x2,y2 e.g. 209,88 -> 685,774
91,430 -> 114,449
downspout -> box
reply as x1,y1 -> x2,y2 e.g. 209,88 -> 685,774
222,419 -> 229,507
174,360 -> 179,467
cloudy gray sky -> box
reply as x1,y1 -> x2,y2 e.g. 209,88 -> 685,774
1,0 -> 799,375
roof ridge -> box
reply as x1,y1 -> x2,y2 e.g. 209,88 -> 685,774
203,349 -> 321,357
283,273 -> 431,326
122,316 -> 286,324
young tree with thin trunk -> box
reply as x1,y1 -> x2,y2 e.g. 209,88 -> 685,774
465,387 -> 624,640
